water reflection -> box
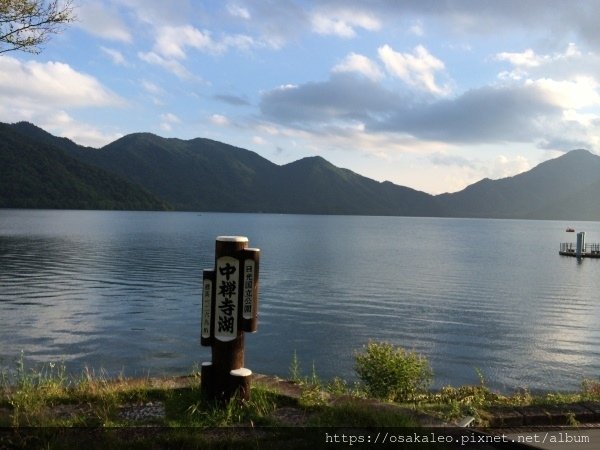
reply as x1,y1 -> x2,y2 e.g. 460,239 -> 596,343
1,210 -> 599,391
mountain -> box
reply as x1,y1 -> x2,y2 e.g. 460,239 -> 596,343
8,122 -> 443,216
529,177 -> 600,221
4,121 -> 600,220
439,149 -> 600,219
0,123 -> 170,211
269,156 -> 440,215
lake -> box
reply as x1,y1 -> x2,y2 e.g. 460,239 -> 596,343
1,209 -> 599,392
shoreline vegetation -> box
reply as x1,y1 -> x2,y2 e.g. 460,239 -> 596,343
1,344 -> 599,448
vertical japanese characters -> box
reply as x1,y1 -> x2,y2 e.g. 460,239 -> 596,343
201,238 -> 260,346
215,257 -> 239,341
200,236 -> 260,401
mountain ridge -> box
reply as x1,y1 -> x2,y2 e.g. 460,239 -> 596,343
3,121 -> 600,220
0,123 -> 170,211
438,148 -> 600,218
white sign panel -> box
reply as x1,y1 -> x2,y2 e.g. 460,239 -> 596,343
201,276 -> 212,339
242,259 -> 255,319
214,256 -> 239,341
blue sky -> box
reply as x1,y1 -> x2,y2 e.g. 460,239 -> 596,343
2,0 -> 600,194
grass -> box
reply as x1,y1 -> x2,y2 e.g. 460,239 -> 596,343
1,352 -> 599,448
417,375 -> 600,424
0,355 -> 418,449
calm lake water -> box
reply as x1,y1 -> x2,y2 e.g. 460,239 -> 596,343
1,209 -> 599,392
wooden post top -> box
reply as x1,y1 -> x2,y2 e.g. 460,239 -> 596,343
216,236 -> 249,243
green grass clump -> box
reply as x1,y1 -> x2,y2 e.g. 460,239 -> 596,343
2,353 -> 72,426
173,385 -> 280,427
354,341 -> 432,402
581,378 -> 600,401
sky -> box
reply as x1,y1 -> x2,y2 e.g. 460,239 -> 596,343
2,0 -> 600,194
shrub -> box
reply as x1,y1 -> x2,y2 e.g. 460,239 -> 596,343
354,341 -> 432,402
581,379 -> 600,400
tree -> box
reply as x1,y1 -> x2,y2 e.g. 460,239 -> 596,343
0,0 -> 74,54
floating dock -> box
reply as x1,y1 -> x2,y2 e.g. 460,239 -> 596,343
559,231 -> 600,258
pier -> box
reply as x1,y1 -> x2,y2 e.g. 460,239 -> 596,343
559,231 -> 600,258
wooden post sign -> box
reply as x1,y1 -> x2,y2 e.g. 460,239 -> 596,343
200,236 -> 260,402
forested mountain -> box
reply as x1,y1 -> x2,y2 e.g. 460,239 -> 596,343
268,156 -> 441,215
437,149 -> 600,219
8,122 -> 443,215
0,123 -> 169,211
4,121 -> 600,220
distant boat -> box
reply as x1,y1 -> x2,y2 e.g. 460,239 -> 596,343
566,227 -> 575,232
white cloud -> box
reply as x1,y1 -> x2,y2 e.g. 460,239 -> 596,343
564,42 -> 583,58
527,76 -> 600,109
0,57 -> 125,148
0,56 -> 123,108
423,150 -> 536,194
562,109 -> 598,127
0,107 -> 120,148
252,136 -> 267,145
210,114 -> 230,126
492,44 -> 600,151
227,3 -> 251,20
77,2 -> 132,43
487,154 -> 532,180
100,47 -> 128,66
495,43 -> 586,80
138,51 -> 192,79
275,83 -> 298,91
378,44 -> 450,95
310,9 -> 380,38
496,48 -> 543,68
311,15 -> 355,38
154,25 -> 216,58
41,112 -> 123,147
332,53 -> 384,81
257,123 -> 280,135
150,24 -> 259,61
161,112 -> 181,123
221,34 -> 256,51
159,113 -> 181,131
117,0 -> 194,27
500,44 -> 582,68
409,20 -> 425,37
141,80 -> 164,96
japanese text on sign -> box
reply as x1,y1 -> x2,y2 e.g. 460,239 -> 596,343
201,275 -> 212,339
242,259 -> 255,319
215,256 -> 239,341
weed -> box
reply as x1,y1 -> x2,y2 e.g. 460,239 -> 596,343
581,379 -> 600,400
566,412 -> 580,427
287,357 -> 330,408
326,377 -> 349,396
507,387 -> 533,406
180,385 -> 279,426
5,353 -> 72,426
299,384 -> 328,409
355,341 -> 432,402
289,350 -> 301,383
534,392 -> 579,406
